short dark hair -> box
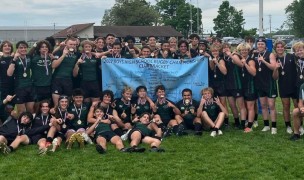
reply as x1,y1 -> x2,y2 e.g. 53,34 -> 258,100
106,33 -> 115,39
136,85 -> 147,93
101,90 -> 114,101
18,111 -> 33,122
182,88 -> 192,95
35,40 -> 52,55
16,41 -> 28,48
112,42 -> 122,48
155,85 -> 165,94
124,35 -> 135,43
72,88 -> 84,97
189,34 -> 200,40
178,39 -> 189,49
45,36 -> 56,48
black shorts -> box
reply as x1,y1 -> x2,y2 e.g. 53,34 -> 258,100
212,83 -> 227,97
257,89 -> 277,98
0,86 -> 14,100
226,89 -> 243,98
280,89 -> 298,99
183,116 -> 195,130
15,86 -> 35,104
35,86 -> 51,102
128,129 -> 146,141
96,131 -> 117,142
80,81 -> 100,98
29,134 -> 46,144
243,91 -> 257,101
52,78 -> 73,96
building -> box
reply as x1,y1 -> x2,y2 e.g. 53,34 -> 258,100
0,26 -> 66,43
52,23 -> 184,42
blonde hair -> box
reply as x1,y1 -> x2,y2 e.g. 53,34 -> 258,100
236,43 -> 251,52
122,86 -> 133,94
81,40 -> 94,48
292,41 -> 304,52
201,87 -> 214,96
273,40 -> 286,49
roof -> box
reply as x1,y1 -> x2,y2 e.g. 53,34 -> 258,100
52,23 -> 94,38
94,26 -> 183,38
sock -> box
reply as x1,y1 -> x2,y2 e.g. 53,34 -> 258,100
46,137 -> 53,143
247,122 -> 253,128
172,125 -> 179,134
213,127 -> 218,132
234,117 -> 240,125
263,120 -> 269,126
224,117 -> 229,125
114,128 -> 123,136
194,123 -> 202,132
285,121 -> 291,127
254,114 -> 258,121
158,123 -> 166,131
241,120 -> 246,128
272,121 -> 277,128
151,146 -> 157,149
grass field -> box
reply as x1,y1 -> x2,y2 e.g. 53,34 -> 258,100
1,99 -> 304,180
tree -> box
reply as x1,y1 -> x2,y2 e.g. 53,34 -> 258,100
101,0 -> 159,26
213,1 -> 245,38
156,0 -> 202,36
239,28 -> 257,38
285,0 -> 304,37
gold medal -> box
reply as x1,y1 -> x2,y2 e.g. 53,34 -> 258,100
301,75 -> 303,79
62,124 -> 67,129
23,73 -> 27,77
150,53 -> 155,57
77,119 -> 82,125
258,68 -> 262,71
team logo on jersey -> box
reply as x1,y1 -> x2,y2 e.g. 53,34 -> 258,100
119,105 -> 123,108
181,107 -> 185,110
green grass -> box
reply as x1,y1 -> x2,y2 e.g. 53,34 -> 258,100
1,99 -> 304,180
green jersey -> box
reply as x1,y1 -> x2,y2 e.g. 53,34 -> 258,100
13,56 -> 32,89
79,56 -> 98,81
31,54 -> 52,86
134,122 -> 153,137
68,102 -> 90,130
53,51 -> 77,79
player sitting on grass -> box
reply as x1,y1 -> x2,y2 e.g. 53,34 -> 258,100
87,106 -> 131,154
0,112 -> 33,154
128,112 -> 164,153
198,87 -> 228,137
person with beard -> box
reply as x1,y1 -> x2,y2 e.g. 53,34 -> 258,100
0,112 -> 33,154
197,87 -> 228,137
51,37 -> 79,108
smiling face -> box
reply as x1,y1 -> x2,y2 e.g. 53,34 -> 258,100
139,113 -> 150,124
40,102 -> 50,115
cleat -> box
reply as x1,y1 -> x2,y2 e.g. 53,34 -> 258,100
271,127 -> 277,135
0,142 -> 11,154
210,131 -> 217,137
261,126 -> 270,132
299,126 -> 304,135
74,133 -> 85,149
120,147 -> 132,152
253,121 -> 258,128
67,133 -> 77,150
131,146 -> 146,153
82,133 -> 93,144
121,129 -> 131,141
286,127 -> 293,134
96,144 -> 106,154
149,147 -> 165,152
50,138 -> 58,152
244,127 -> 253,133
290,134 -> 300,141
217,130 -> 223,135
38,147 -> 47,155
176,124 -> 185,136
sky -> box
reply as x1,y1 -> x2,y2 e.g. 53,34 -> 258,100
0,0 -> 294,34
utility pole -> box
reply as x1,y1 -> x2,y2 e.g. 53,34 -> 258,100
189,0 -> 193,35
259,0 -> 263,37
269,15 -> 272,38
53,23 -> 56,35
196,0 -> 199,35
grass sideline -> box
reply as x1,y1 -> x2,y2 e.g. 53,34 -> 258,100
1,99 -> 304,179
